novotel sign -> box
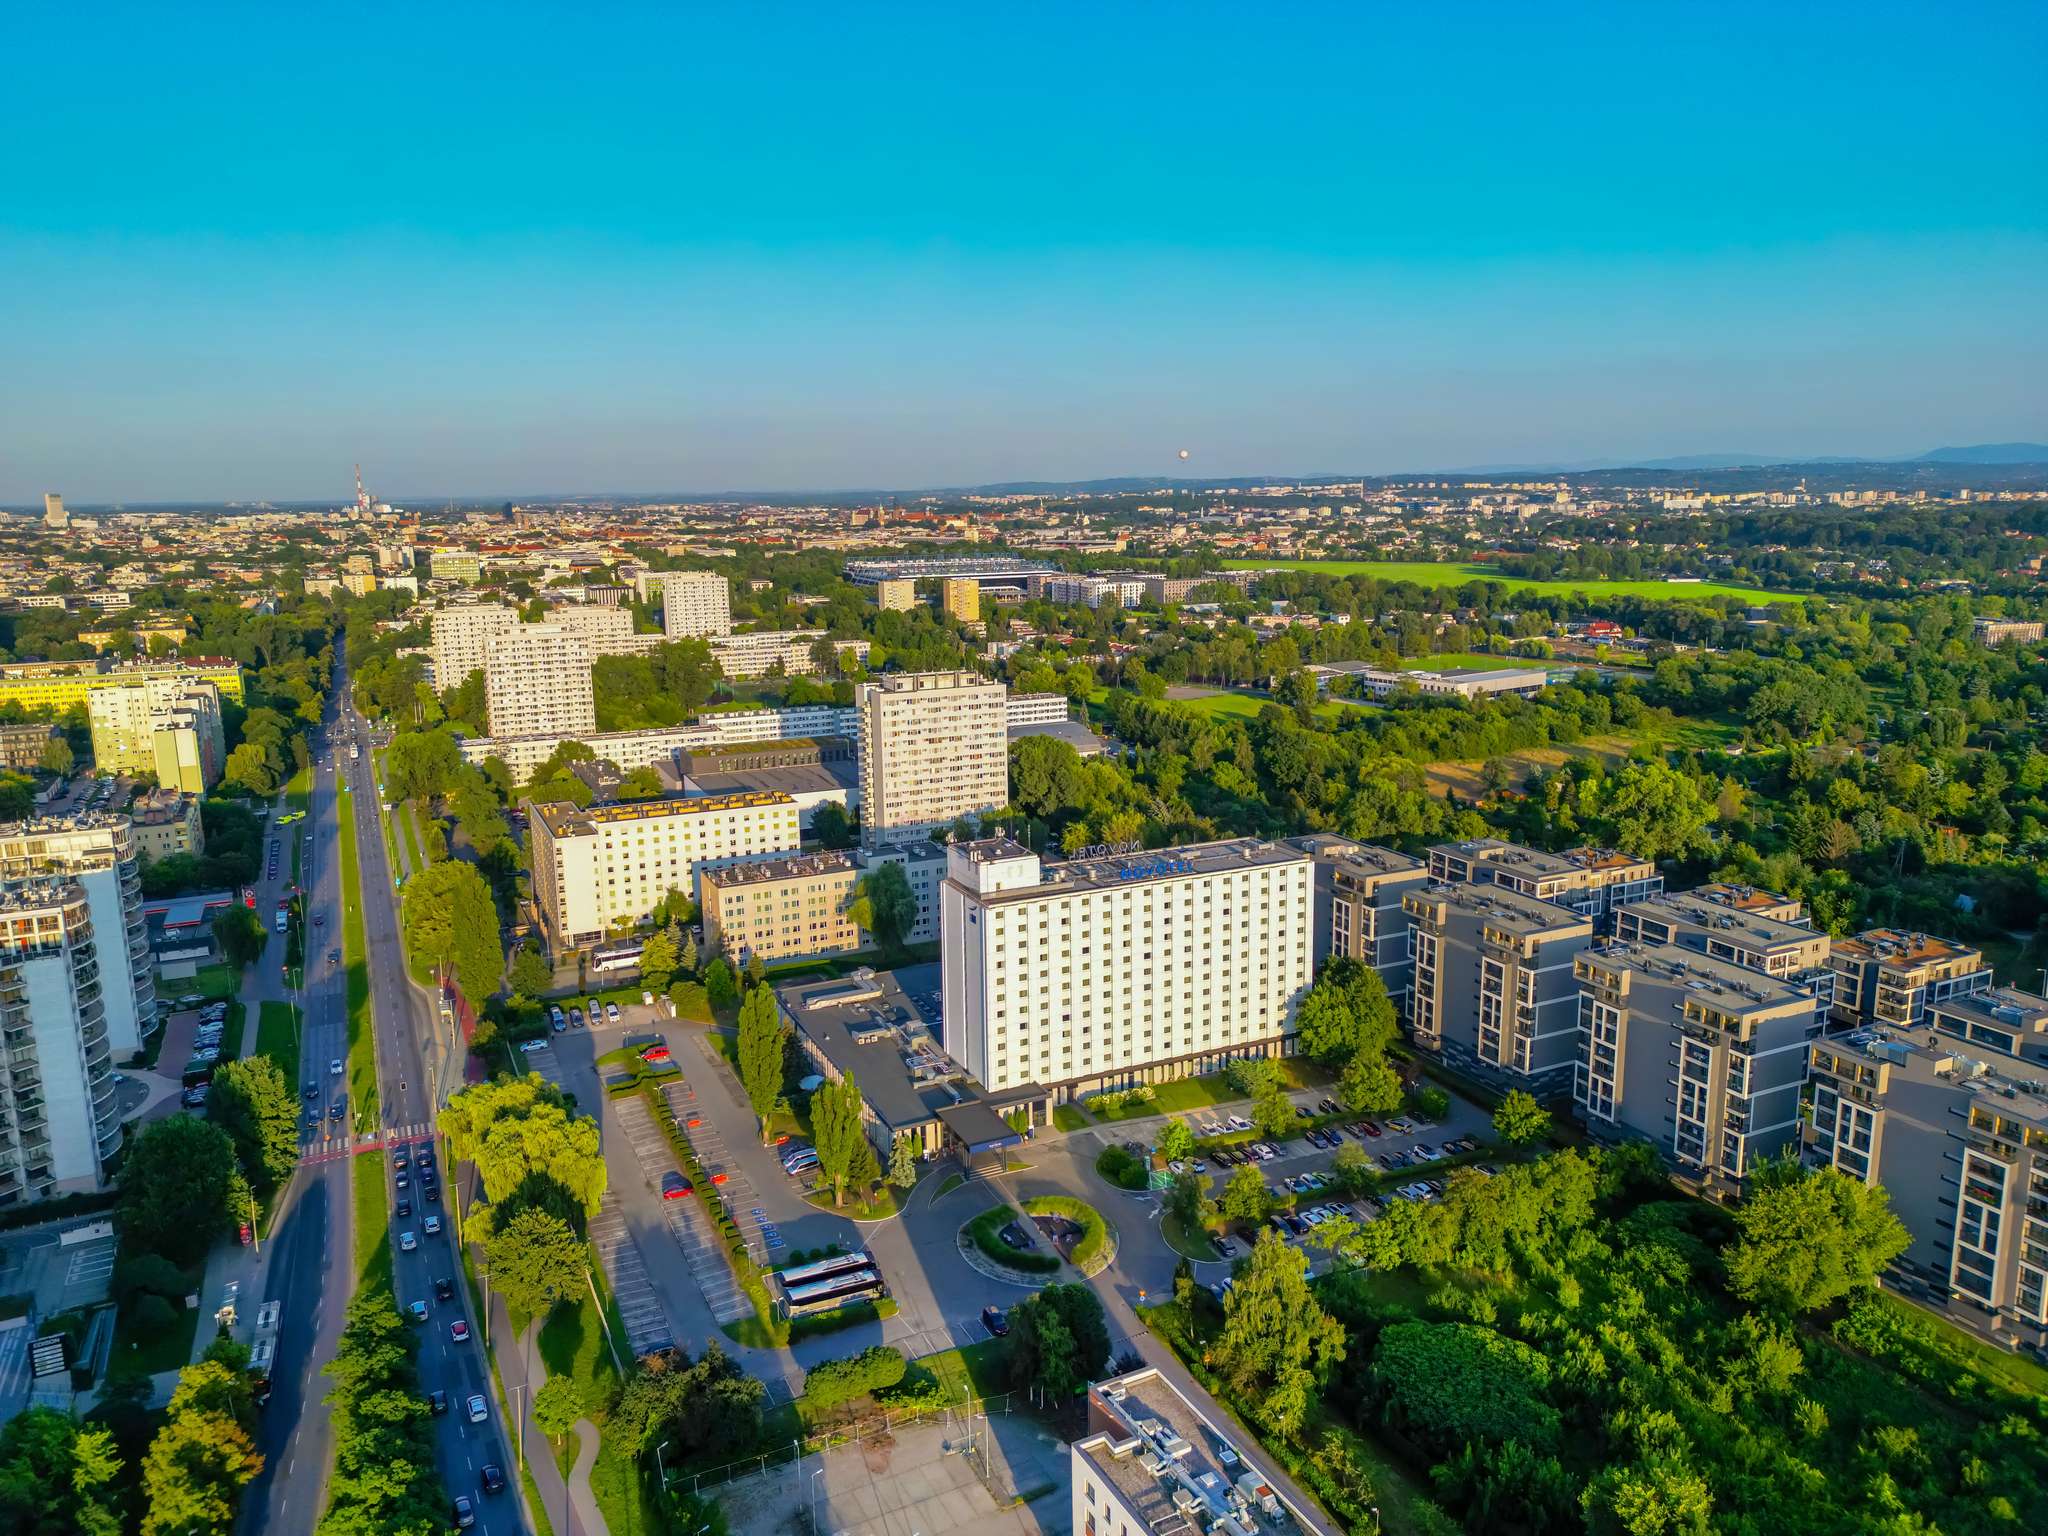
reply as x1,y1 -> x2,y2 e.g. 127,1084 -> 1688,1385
1112,858 -> 1194,880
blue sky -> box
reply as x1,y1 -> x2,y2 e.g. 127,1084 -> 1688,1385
4,1 -> 2043,502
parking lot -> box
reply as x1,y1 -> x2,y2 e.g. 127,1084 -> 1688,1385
661,1079 -> 777,1262
588,1191 -> 675,1357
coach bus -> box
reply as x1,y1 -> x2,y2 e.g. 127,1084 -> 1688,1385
590,939 -> 645,976
779,1268 -> 885,1319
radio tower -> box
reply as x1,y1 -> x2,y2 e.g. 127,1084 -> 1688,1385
354,463 -> 372,514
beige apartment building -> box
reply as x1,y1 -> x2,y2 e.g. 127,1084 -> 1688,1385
645,570 -> 732,638
701,851 -> 864,965
429,603 -> 520,689
483,624 -> 595,739
1405,881 -> 1593,1093
546,602 -> 662,657
1575,940 -> 1817,1197
940,837 -> 1314,1098
528,791 -> 801,953
941,577 -> 980,623
709,629 -> 867,679
85,677 -> 224,788
0,879 -> 123,1202
856,670 -> 1008,846
1428,837 -> 1662,928
873,577 -> 917,611
0,723 -> 59,773
1808,1028 -> 2048,1351
129,790 -> 204,862
1829,928 -> 1991,1031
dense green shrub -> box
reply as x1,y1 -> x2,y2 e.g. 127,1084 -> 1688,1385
1023,1196 -> 1112,1272
804,1345 -> 908,1410
965,1205 -> 1059,1273
1096,1144 -> 1148,1190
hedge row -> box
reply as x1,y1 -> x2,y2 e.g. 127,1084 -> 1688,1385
965,1205 -> 1059,1274
1023,1195 -> 1111,1273
804,1345 -> 908,1410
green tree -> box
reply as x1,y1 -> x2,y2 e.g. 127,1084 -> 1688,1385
122,1115 -> 242,1266
1154,1117 -> 1197,1164
532,1375 -> 584,1447
38,736 -> 74,777
439,1075 -> 608,1231
812,801 -> 856,849
638,928 -> 679,990
222,742 -> 279,797
615,766 -> 665,800
210,1054 -> 300,1195
211,903 -> 266,970
507,944 -> 553,1001
140,1359 -> 263,1536
1164,1169 -> 1209,1232
1251,1080 -> 1297,1141
1007,1283 -> 1111,1404
401,858 -> 504,1010
0,1407 -> 126,1536
1212,1230 -> 1346,1437
1338,1053 -> 1403,1115
734,986 -> 788,1143
485,1207 -> 587,1322
1492,1089 -> 1553,1145
810,1074 -> 867,1208
845,860 -> 916,951
703,957 -> 738,1013
1219,1163 -> 1271,1226
1725,1159 -> 1910,1313
888,1135 -> 919,1190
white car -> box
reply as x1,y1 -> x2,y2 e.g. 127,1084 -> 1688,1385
399,1230 -> 417,1252
466,1393 -> 488,1424
1227,1115 -> 1252,1133
329,1058 -> 343,1075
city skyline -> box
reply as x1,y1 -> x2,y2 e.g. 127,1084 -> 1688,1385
5,1 -> 2044,502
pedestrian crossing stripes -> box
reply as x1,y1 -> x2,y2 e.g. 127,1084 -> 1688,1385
298,1122 -> 436,1166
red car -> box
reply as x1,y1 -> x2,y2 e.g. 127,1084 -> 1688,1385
640,1045 -> 672,1063
709,1172 -> 728,1186
685,1116 -> 702,1129
661,1173 -> 693,1200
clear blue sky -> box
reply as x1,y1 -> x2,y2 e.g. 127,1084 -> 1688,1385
4,1 -> 2043,502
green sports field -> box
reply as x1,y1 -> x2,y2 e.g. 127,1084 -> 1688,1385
1221,559 -> 1792,604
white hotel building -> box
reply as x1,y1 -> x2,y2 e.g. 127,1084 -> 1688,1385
527,791 -> 801,953
941,837 -> 1313,1099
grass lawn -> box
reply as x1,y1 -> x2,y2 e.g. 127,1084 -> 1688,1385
909,1337 -> 1014,1405
397,798 -> 425,873
255,1000 -> 301,1084
285,766 -> 311,881
1400,650 -> 1546,671
336,796 -> 379,1127
1161,1209 -> 1220,1262
351,1150 -> 391,1289
536,1282 -> 625,1479
1222,558 -> 1793,604
1165,687 -> 1359,724
109,1295 -> 201,1376
802,1182 -> 903,1220
184,962 -> 241,1001
1052,1103 -> 1091,1132
1863,1290 -> 2048,1399
1088,1061 -> 1327,1123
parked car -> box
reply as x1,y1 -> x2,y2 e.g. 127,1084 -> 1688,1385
981,1305 -> 1010,1337
661,1172 -> 694,1200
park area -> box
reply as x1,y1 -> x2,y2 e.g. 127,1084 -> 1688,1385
1223,558 -> 1792,603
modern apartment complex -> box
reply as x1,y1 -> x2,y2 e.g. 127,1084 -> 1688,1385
1614,889 -> 1835,1011
1686,882 -> 1809,923
527,791 -> 801,952
1574,940 -> 1817,1196
429,602 -> 520,688
940,837 -> 1313,1098
83,675 -> 225,788
1404,881 -> 1593,1093
709,629 -> 867,679
0,658 -> 245,718
1929,986 -> 2048,1062
1290,834 -> 1427,1007
856,671 -> 1009,846
0,814 -> 155,1057
1807,1028 -> 2048,1350
642,570 -> 732,638
483,623 -> 595,739
0,879 -> 124,1201
1829,928 -> 1991,1032
1428,837 -> 1663,927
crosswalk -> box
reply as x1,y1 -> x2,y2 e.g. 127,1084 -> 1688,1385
299,1121 -> 436,1167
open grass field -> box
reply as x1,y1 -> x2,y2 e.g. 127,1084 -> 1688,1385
1423,715 -> 1743,799
1162,685 -> 1361,723
1223,558 -> 1790,604
255,1000 -> 300,1084
336,790 -> 378,1127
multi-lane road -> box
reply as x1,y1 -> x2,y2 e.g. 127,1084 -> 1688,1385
242,647 -> 523,1536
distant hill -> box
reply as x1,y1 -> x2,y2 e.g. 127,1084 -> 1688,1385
1913,443 -> 2048,465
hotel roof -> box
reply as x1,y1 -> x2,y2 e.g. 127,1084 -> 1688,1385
966,836 -> 1309,906
530,789 -> 796,838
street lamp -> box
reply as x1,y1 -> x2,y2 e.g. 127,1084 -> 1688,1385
810,1467 -> 823,1531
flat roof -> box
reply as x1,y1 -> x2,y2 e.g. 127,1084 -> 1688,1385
1287,833 -> 1426,878
778,970 -> 962,1132
1690,882 -> 1801,915
1621,890 -> 1821,952
1406,879 -> 1593,935
1080,1368 -> 1302,1536
1583,939 -> 1808,1014
531,789 -> 796,839
681,762 -> 855,799
1819,1027 -> 2048,1126
700,850 -> 858,889
969,836 -> 1309,907
1836,928 -> 1983,968
1930,985 -> 2048,1039
1005,719 -> 1108,755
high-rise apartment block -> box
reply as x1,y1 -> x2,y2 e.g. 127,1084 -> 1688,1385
1829,928 -> 1991,1032
1807,1028 -> 2048,1350
1575,940 -> 1817,1195
0,724 -> 59,773
856,671 -> 1008,846
429,603 -> 520,690
528,792 -> 800,953
873,578 -> 917,612
85,676 -> 225,788
1427,837 -> 1662,928
644,570 -> 732,638
42,494 -> 67,530
1929,986 -> 2048,1063
0,659 -> 244,719
426,547 -> 482,583
1290,834 -> 1427,1008
0,814 -> 156,1058
941,577 -> 980,623
483,624 -> 595,739
1404,881 -> 1593,1092
940,837 -> 1313,1098
546,602 -> 650,656
0,879 -> 123,1201
1614,889 -> 1834,1011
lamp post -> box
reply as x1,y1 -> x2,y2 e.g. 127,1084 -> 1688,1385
810,1467 -> 823,1531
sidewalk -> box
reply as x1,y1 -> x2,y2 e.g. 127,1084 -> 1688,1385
490,1290 -> 596,1536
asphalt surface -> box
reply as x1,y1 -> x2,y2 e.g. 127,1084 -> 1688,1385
244,650 -> 524,1536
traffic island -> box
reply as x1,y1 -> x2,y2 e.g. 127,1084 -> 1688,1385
1021,1195 -> 1116,1277
959,1202 -> 1061,1286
